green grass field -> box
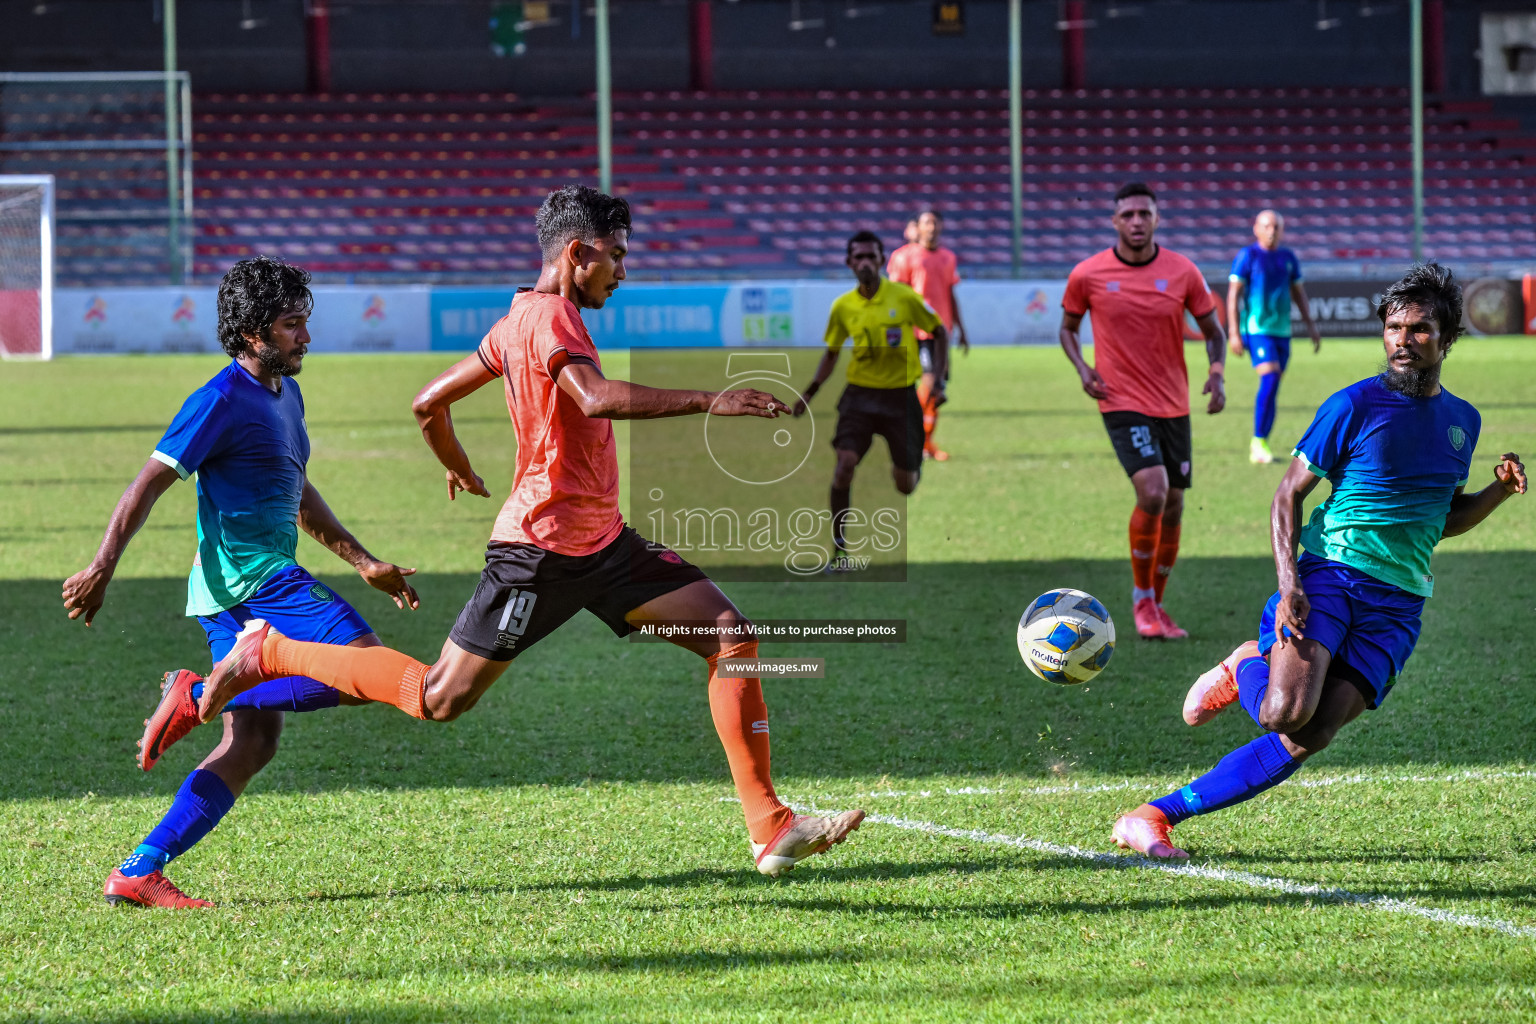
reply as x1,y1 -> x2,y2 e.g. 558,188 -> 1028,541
3,341 -> 1535,1022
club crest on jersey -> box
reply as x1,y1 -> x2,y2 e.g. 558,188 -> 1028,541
1448,425 -> 1466,450
885,325 -> 902,347
1155,279 -> 1168,291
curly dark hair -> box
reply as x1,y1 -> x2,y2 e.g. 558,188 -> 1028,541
216,256 -> 314,358
1376,262 -> 1463,352
535,185 -> 633,263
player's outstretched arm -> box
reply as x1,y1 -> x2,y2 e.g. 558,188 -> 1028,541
412,354 -> 496,501
556,361 -> 790,421
1291,281 -> 1322,353
298,478 -> 420,610
792,349 -> 841,417
62,458 -> 181,626
1270,458 -> 1323,646
1443,453 -> 1526,537
1059,311 -> 1108,400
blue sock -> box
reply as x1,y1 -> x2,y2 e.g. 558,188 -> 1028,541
1237,654 -> 1270,727
137,768 -> 237,864
1254,372 -> 1281,440
1149,733 -> 1301,825
118,843 -> 170,878
191,676 -> 341,713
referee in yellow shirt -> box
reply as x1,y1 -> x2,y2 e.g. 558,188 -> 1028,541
793,230 -> 948,568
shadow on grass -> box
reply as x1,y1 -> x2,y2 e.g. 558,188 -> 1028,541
3,553 -> 1535,801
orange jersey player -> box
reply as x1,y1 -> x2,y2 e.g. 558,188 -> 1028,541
1058,182 -> 1227,641
191,185 -> 864,878
886,208 -> 967,461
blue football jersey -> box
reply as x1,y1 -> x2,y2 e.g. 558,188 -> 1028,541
153,361 -> 310,615
1291,376 -> 1480,597
1229,244 -> 1302,338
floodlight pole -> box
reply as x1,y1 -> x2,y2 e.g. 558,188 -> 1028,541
1008,0 -> 1023,278
1410,0 -> 1424,262
163,0 -> 182,284
596,0 -> 613,194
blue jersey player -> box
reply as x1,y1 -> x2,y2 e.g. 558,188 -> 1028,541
1226,210 -> 1322,465
62,257 -> 420,907
1112,263 -> 1527,859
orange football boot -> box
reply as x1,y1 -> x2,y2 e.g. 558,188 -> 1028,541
1111,804 -> 1189,860
1183,639 -> 1262,726
138,670 -> 203,771
103,869 -> 214,908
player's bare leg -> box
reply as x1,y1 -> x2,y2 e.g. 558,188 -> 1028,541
418,642 -> 512,721
626,580 -> 865,876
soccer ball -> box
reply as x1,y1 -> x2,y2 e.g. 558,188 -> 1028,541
1017,588 -> 1116,685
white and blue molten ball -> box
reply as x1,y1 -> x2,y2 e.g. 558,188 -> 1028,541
1017,588 -> 1116,685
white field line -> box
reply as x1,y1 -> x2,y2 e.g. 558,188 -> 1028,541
794,804 -> 1536,941
782,767 -> 1536,804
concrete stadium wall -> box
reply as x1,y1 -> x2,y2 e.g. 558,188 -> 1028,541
0,0 -> 1498,95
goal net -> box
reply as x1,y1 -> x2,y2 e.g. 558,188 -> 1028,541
0,175 -> 53,360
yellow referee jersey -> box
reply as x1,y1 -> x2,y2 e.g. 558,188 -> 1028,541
822,279 -> 943,390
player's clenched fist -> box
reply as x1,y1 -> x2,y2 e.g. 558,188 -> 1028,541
1495,452 -> 1527,495
712,388 -> 790,419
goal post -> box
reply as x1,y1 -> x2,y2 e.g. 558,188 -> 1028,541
0,175 -> 54,360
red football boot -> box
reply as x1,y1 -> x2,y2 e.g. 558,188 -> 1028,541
103,869 -> 214,908
138,670 -> 204,771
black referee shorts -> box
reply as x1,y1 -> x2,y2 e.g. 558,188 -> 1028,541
832,383 -> 923,473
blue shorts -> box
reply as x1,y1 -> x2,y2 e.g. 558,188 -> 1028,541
1244,333 -> 1291,372
1257,554 -> 1424,710
198,565 -> 373,661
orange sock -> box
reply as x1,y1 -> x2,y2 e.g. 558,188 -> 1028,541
706,641 -> 794,844
263,633 -> 429,719
1129,507 -> 1161,595
1153,521 -> 1181,604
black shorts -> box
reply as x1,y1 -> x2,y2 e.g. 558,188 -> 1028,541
449,525 -> 708,661
832,383 -> 923,472
1102,410 -> 1193,489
